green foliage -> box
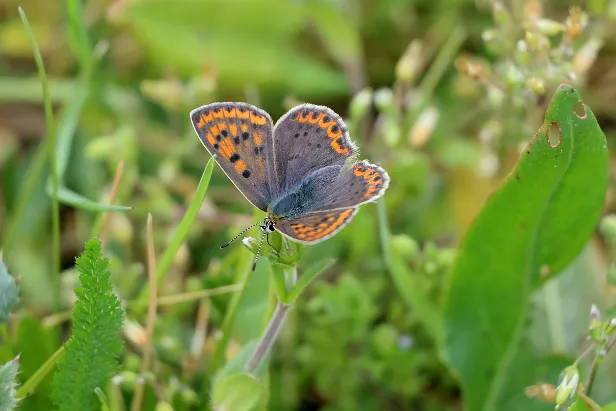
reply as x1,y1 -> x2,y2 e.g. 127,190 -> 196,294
2,0 -> 616,410
442,84 -> 609,411
0,356 -> 20,411
211,372 -> 263,411
51,238 -> 125,411
0,258 -> 19,324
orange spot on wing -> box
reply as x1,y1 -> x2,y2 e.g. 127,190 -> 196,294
297,110 -> 309,123
197,112 -> 214,129
206,132 -> 216,146
217,122 -> 227,132
327,125 -> 343,139
237,109 -> 250,120
253,131 -> 263,146
249,112 -> 266,125
212,109 -> 224,119
197,116 -> 206,128
224,108 -> 236,118
288,208 -> 355,241
210,125 -> 220,136
233,159 -> 247,173
219,138 -> 235,159
331,139 -> 349,155
318,117 -> 335,129
308,112 -> 323,124
229,123 -> 238,136
240,123 -> 249,132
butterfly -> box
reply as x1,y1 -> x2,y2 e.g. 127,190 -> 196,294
190,102 -> 390,269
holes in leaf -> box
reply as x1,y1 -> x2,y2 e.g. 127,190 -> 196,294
573,100 -> 587,119
547,121 -> 562,148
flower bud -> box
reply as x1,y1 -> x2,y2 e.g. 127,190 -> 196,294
349,88 -> 373,121
555,366 -> 579,407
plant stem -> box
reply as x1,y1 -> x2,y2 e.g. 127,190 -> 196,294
130,214 -> 158,411
244,301 -> 291,373
585,354 -> 602,397
585,337 -> 616,396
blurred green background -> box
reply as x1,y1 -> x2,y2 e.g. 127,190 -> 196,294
1,0 -> 616,410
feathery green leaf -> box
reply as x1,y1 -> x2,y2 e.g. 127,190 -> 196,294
0,257 -> 19,324
0,356 -> 20,410
51,238 -> 125,411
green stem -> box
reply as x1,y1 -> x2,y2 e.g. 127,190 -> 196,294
16,346 -> 65,398
585,354 -> 603,397
244,301 -> 291,373
244,265 -> 296,373
18,7 -> 61,310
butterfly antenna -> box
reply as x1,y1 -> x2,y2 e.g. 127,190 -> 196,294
220,221 -> 262,249
252,230 -> 267,271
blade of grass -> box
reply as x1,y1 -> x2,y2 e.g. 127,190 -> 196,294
50,186 -> 134,212
134,155 -> 216,309
18,6 -> 61,310
130,214 -> 157,411
52,80 -> 91,182
15,345 -> 65,399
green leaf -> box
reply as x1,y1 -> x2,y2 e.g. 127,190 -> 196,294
47,185 -> 134,212
441,84 -> 608,411
51,238 -> 125,411
0,356 -> 20,410
215,340 -> 268,382
569,395 -> 603,411
285,259 -> 335,304
602,402 -> 616,411
0,257 -> 19,324
212,372 -> 263,411
15,315 -> 57,410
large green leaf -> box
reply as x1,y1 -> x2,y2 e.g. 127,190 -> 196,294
441,83 -> 608,411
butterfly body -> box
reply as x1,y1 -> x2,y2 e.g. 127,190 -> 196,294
190,102 -> 389,246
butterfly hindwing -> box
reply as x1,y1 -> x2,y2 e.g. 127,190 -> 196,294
275,207 -> 358,244
190,102 -> 277,211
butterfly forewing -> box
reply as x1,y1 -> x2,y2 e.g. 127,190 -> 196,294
273,104 -> 358,194
190,102 -> 277,211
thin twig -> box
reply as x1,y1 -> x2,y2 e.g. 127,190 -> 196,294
155,284 -> 241,306
100,161 -> 125,250
130,214 -> 158,411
